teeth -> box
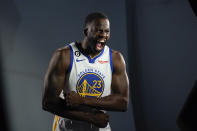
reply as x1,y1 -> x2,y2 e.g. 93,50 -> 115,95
98,39 -> 105,43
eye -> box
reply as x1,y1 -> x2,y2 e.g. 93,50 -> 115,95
105,30 -> 110,33
98,30 -> 103,33
104,30 -> 110,34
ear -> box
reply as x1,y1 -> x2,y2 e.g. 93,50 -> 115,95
83,28 -> 88,36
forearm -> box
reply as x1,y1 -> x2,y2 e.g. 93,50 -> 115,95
49,107 -> 97,124
83,94 -> 128,112
42,97 -> 99,123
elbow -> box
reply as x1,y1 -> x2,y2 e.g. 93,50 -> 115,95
122,102 -> 128,112
42,102 -> 48,111
120,97 -> 129,112
42,97 -> 50,111
42,99 -> 47,111
42,93 -> 56,112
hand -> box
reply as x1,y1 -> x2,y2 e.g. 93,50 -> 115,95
91,110 -> 109,128
64,91 -> 84,108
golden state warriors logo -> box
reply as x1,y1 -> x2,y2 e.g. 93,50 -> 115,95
76,72 -> 104,98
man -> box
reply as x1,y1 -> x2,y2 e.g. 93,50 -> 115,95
42,12 -> 129,131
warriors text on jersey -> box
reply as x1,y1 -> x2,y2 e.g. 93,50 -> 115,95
53,42 -> 113,131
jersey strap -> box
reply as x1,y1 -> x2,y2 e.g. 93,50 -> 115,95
67,44 -> 73,73
109,48 -> 113,73
83,48 -> 105,63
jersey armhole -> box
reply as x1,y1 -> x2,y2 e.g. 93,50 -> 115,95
109,48 -> 113,73
67,44 -> 73,73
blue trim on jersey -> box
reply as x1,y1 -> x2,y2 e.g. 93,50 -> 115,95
74,42 -> 105,63
67,44 -> 73,73
109,48 -> 113,73
85,49 -> 105,63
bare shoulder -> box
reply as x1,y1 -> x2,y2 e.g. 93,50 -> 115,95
111,49 -> 126,73
48,45 -> 71,73
111,49 -> 126,65
56,45 -> 70,56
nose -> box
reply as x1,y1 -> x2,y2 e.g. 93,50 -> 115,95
99,31 -> 107,38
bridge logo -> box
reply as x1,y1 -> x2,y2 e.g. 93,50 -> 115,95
76,72 -> 104,98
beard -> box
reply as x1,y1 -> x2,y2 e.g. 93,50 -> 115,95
85,37 -> 103,55
86,38 -> 97,54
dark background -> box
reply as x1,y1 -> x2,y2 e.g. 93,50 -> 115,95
0,0 -> 197,131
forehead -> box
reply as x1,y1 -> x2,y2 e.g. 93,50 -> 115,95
90,18 -> 110,28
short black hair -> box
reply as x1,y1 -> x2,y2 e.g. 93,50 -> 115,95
84,12 -> 108,28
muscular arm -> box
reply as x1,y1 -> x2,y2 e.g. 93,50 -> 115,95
66,51 -> 129,112
42,47 -> 109,127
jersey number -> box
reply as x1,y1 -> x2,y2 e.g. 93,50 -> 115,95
93,80 -> 102,88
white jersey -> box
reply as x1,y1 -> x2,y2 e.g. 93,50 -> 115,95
53,42 -> 113,131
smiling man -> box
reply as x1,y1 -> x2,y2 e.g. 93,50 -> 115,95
42,12 -> 129,131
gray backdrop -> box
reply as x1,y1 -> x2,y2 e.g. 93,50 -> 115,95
128,0 -> 197,131
1,0 -> 197,131
0,0 -> 135,131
